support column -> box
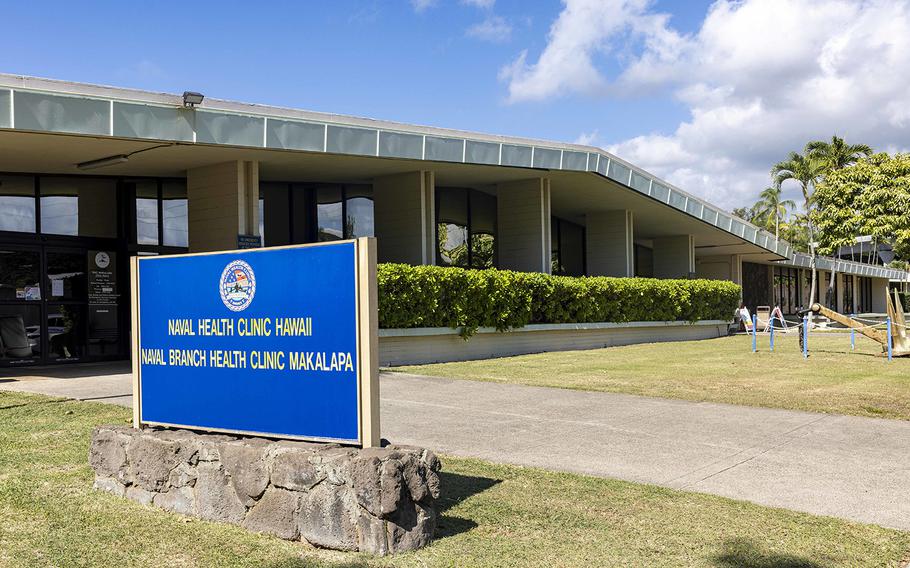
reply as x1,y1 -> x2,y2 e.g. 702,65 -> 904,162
731,254 -> 743,286
585,210 -> 634,277
496,178 -> 551,274
187,161 -> 259,253
373,171 -> 435,265
653,235 -> 695,279
851,274 -> 859,313
871,277 -> 888,312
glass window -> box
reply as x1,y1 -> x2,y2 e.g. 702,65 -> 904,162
0,305 -> 41,362
345,185 -> 374,239
135,181 -> 159,245
260,183 -> 291,247
40,177 -> 117,237
843,276 -> 854,314
316,186 -> 343,242
0,175 -> 36,233
0,250 -> 41,301
162,181 -> 188,247
551,217 -> 585,276
47,251 -> 87,301
436,188 -> 469,268
469,191 -> 496,269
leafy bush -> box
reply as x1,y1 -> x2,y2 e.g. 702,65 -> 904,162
378,264 -> 741,337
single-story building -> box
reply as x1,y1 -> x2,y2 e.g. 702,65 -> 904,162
0,74 -> 906,366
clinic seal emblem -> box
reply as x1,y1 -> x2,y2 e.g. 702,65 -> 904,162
220,260 -> 256,311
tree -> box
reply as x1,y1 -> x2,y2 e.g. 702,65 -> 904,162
813,153 -> 910,265
732,204 -> 762,224
806,135 -> 873,172
772,151 -> 822,306
755,185 -> 795,240
806,136 -> 874,308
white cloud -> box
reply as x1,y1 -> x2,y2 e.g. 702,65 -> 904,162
411,0 -> 436,13
462,0 -> 495,7
466,16 -> 512,42
505,0 -> 910,211
574,130 -> 600,145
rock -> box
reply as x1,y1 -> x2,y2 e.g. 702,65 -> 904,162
350,456 -> 383,517
401,456 -> 428,503
168,462 -> 197,488
126,485 -> 156,505
154,486 -> 195,516
298,482 -> 358,551
89,426 -> 441,554
93,476 -> 126,497
379,459 -> 405,518
356,513 -> 389,556
270,448 -> 322,491
194,462 -> 247,524
88,426 -> 133,485
243,486 -> 300,540
219,438 -> 270,507
127,434 -> 188,491
388,502 -> 436,551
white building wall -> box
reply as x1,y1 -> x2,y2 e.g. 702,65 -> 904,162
872,277 -> 889,312
695,255 -> 733,281
586,210 -> 634,277
373,171 -> 435,266
653,235 -> 695,279
187,161 -> 259,253
496,178 -> 551,273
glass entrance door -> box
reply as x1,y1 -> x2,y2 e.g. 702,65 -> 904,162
0,244 -> 122,366
45,247 -> 88,362
0,246 -> 43,366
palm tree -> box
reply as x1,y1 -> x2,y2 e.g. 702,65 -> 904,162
772,151 -> 822,306
805,136 -> 873,308
755,185 -> 795,240
806,135 -> 872,172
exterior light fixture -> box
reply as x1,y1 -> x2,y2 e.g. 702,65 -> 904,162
76,154 -> 129,170
182,91 -> 204,108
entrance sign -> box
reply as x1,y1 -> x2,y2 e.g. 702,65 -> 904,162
130,238 -> 379,447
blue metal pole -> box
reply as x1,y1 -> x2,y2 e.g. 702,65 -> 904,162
850,313 -> 855,350
770,316 -> 775,352
802,315 -> 808,358
887,317 -> 893,362
752,314 -> 757,353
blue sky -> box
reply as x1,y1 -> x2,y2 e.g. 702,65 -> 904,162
2,1 -> 908,211
0,1 -> 702,142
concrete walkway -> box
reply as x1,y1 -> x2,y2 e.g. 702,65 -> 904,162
2,365 -> 909,530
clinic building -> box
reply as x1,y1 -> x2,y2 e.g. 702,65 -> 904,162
0,74 -> 906,366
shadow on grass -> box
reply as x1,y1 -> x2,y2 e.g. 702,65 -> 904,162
264,560 -> 372,568
713,538 -> 823,568
811,348 -> 884,358
0,396 -> 69,411
434,470 -> 502,540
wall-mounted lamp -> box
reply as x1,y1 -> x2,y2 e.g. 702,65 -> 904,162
182,91 -> 204,108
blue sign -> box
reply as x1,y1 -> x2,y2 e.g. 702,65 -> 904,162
136,242 -> 362,443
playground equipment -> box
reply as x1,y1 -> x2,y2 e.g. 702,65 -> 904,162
798,289 -> 909,357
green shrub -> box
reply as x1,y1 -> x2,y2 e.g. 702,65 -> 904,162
377,264 -> 741,337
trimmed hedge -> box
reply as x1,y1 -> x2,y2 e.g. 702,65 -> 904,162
378,263 -> 741,338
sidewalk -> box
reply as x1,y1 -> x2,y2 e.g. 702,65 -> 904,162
2,365 -> 909,530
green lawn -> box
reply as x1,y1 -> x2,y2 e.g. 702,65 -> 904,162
1,391 -> 909,567
395,331 -> 910,421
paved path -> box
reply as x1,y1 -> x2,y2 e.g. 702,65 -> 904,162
2,366 -> 909,530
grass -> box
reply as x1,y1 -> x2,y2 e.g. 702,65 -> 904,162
395,332 -> 910,421
1,390 -> 910,567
